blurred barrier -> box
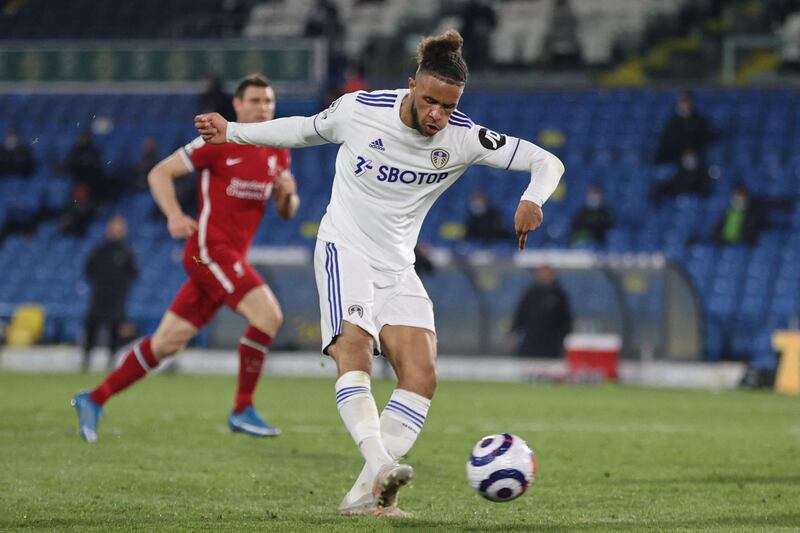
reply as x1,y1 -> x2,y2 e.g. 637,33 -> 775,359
0,39 -> 326,86
207,248 -> 704,360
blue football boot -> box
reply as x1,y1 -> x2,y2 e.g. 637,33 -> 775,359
71,391 -> 103,443
228,405 -> 281,437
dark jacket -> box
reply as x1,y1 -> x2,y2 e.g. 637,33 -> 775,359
465,206 -> 508,242
571,205 -> 613,244
512,281 -> 572,358
0,144 -> 35,177
85,240 -> 138,322
655,112 -> 717,164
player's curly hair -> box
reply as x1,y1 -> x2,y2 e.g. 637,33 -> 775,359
416,30 -> 468,86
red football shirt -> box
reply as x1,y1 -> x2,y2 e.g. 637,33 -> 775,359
179,137 -> 291,259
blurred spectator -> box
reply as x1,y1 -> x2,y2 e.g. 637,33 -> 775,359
306,0 -> 347,103
129,137 -> 160,191
339,62 -> 368,95
571,185 -> 613,245
82,215 -> 139,371
65,130 -> 107,201
305,0 -> 344,45
655,91 -> 718,165
60,184 -> 95,237
460,0 -> 497,71
464,191 -> 508,242
714,184 -> 793,246
199,74 -> 235,121
511,266 -> 573,358
0,128 -> 35,177
651,148 -> 713,206
542,0 -> 582,68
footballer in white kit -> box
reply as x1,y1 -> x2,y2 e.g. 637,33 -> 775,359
228,87 -> 562,353
196,30 -> 563,517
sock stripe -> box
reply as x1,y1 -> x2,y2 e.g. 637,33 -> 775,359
385,401 -> 425,429
336,387 -> 370,405
133,342 -> 153,371
336,385 -> 369,399
336,392 -> 367,406
240,337 -> 268,353
387,400 -> 427,424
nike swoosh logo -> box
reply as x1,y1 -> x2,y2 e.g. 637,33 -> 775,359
226,157 -> 243,166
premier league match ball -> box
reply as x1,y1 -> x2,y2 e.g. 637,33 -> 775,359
466,433 -> 536,502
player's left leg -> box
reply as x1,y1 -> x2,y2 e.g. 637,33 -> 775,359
340,269 -> 436,516
340,326 -> 436,516
226,275 -> 284,437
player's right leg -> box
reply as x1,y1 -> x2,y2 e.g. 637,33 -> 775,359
226,283 -> 284,437
72,280 -> 207,442
314,239 -> 411,514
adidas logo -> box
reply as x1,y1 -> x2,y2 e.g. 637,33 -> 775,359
369,138 -> 386,151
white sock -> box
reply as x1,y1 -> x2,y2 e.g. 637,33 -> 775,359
346,388 -> 431,501
335,371 -> 394,476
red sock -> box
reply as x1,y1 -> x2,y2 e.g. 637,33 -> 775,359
234,326 -> 272,413
90,338 -> 159,406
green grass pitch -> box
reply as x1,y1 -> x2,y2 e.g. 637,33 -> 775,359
1,371 -> 798,532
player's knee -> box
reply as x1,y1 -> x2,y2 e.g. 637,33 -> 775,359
246,301 -> 283,337
151,333 -> 187,359
329,333 -> 373,373
399,360 -> 438,399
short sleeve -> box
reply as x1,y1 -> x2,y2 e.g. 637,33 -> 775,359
310,92 -> 357,145
465,125 -> 522,170
179,136 -> 215,172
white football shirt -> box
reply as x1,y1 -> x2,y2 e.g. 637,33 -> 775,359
228,88 -> 563,273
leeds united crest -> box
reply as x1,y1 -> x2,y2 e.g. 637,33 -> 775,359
431,149 -> 449,169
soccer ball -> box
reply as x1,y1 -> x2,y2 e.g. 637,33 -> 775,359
466,433 -> 536,502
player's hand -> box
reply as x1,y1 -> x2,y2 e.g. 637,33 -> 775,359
514,200 -> 543,251
194,113 -> 228,144
274,171 -> 298,197
167,213 -> 198,239
273,171 -> 300,220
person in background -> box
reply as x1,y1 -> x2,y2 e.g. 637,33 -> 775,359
655,91 -> 717,165
0,128 -> 35,178
199,74 -> 236,121
82,215 -> 139,371
511,266 -> 572,358
129,137 -> 161,191
571,184 -> 613,245
73,74 -> 298,444
651,148 -> 713,206
460,0 -> 497,71
542,0 -> 582,68
60,184 -> 95,237
464,191 -> 508,242
714,184 -> 793,246
65,130 -> 108,203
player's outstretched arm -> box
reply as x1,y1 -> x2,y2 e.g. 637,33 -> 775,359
195,113 -> 228,144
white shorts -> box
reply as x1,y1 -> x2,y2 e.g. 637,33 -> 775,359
314,239 -> 435,354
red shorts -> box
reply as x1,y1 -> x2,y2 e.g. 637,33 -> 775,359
169,247 -> 264,329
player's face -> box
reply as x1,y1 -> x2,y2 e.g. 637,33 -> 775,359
234,86 -> 276,123
408,73 -> 464,136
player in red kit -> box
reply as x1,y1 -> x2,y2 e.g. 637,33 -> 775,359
72,74 -> 300,442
